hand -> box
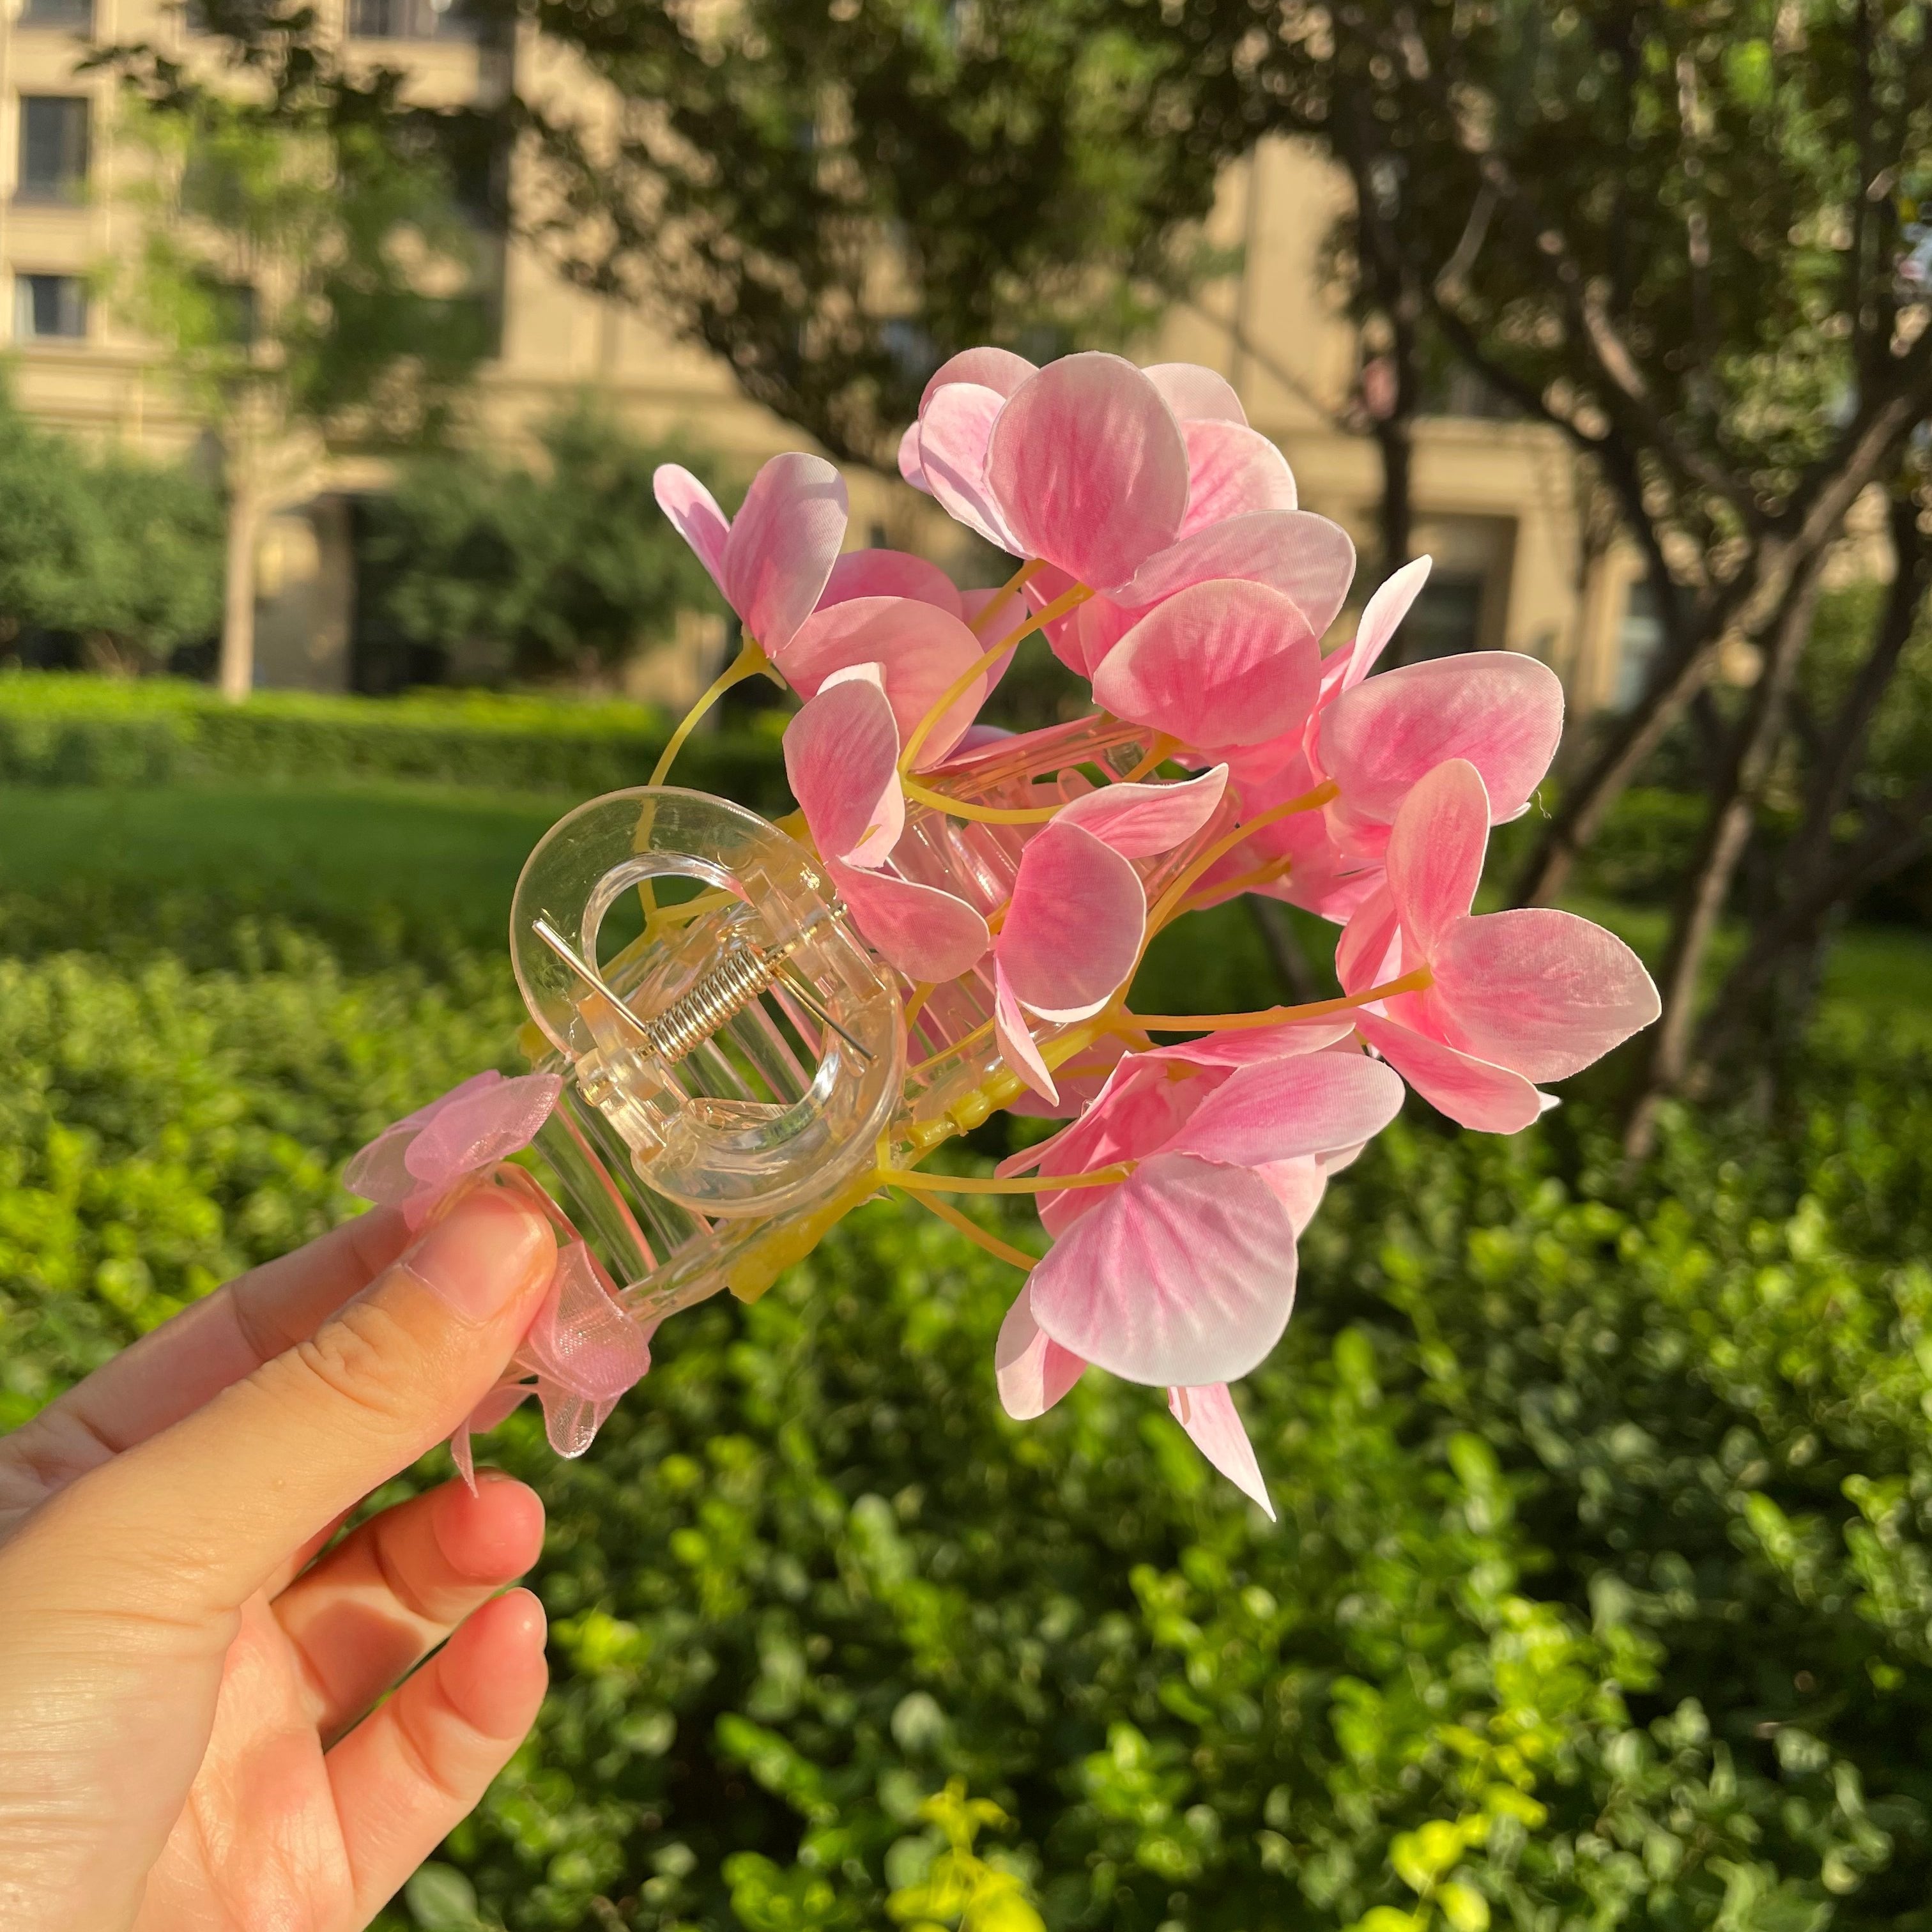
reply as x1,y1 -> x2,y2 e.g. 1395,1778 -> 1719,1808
0,1181 -> 562,1932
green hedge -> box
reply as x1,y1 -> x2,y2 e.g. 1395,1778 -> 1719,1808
6,916 -> 1932,1931
0,673 -> 789,806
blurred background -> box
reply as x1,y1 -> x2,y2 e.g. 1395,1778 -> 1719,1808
2,2 -> 1931,1928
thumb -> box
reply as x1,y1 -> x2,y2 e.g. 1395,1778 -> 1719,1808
50,1181 -> 558,1616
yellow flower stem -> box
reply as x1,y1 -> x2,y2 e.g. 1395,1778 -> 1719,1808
648,638 -> 772,788
878,1163 -> 1132,1195
900,778 -> 1068,825
1121,965 -> 1432,1034
895,1188 -> 1039,1272
1163,855 -> 1294,918
898,583 -> 1095,774
969,558 -> 1046,634
1140,780 -> 1339,949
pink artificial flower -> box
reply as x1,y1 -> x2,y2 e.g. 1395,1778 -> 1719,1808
1197,558 -> 1568,923
992,1034 -> 1403,1505
906,351 -> 1328,599
1000,1038 -> 1402,1386
990,765 -> 1230,1101
654,453 -> 848,660
344,1069 -> 564,1228
1339,759 -> 1661,1130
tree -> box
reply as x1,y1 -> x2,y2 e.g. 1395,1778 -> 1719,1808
362,402 -> 720,680
1226,0 -> 1932,1141
0,371 -> 224,670
180,0 -> 1246,473
93,30 -> 491,700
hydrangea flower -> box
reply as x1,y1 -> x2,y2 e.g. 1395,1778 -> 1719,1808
352,348 -> 1662,1508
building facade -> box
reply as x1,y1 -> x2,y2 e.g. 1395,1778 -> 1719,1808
0,0 -> 1652,707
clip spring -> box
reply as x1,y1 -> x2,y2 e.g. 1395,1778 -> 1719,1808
531,916 -> 873,1069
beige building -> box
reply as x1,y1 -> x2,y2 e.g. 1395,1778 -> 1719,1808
0,0 -> 1648,708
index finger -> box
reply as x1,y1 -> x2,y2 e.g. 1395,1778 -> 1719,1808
0,1207 -> 410,1513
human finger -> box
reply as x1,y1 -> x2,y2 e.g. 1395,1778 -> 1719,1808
43,1181 -> 556,1619
0,1207 -> 410,1515
327,1588 -> 549,1924
273,1472 -> 545,1742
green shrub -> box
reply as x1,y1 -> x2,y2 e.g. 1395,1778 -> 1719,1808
361,404 -> 722,679
0,673 -> 789,805
6,912 -> 1932,1929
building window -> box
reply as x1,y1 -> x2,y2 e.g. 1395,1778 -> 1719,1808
15,273 -> 88,340
17,97 -> 90,203
1614,579 -> 1667,711
1402,571 -> 1488,660
347,0 -> 498,43
17,0 -> 94,29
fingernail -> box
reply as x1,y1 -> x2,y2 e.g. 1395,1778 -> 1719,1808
403,1192 -> 553,1326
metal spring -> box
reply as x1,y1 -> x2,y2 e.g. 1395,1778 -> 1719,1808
641,942 -> 789,1064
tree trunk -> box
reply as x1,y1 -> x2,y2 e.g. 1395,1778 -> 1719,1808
1622,556 -> 1828,1157
220,487 -> 261,705
1690,492 -> 1930,1069
1247,896 -> 1323,1003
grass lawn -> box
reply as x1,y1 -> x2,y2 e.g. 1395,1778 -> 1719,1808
3,781 -> 1928,1041
0,782 -> 573,958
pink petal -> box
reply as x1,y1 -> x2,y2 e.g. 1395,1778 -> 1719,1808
1167,1052 -> 1405,1166
1432,909 -> 1661,1081
987,353 -> 1190,591
343,1121 -> 422,1205
1169,1383 -> 1275,1518
820,549 -> 965,621
994,1284 -> 1088,1418
897,420 -> 928,491
1257,1156 -> 1328,1235
517,1240 -> 652,1402
995,964 -> 1059,1103
1340,555 -> 1433,690
1319,652 -> 1565,825
1030,1151 -> 1300,1387
1139,1018 -> 1358,1068
1122,510 -> 1358,639
920,346 -> 1036,411
829,859 -> 991,981
919,383 -> 1020,553
997,821 -> 1146,1021
401,1068 -> 505,1130
1384,758 -> 1489,954
783,672 -> 904,867
404,1071 -> 564,1187
1054,764 -> 1229,857
1335,882 -> 1406,996
721,453 -> 849,657
1092,580 -> 1320,749
1179,422 -> 1298,535
652,465 -> 730,586
1143,362 -> 1248,424
780,595 -> 989,765
1354,1012 -> 1544,1133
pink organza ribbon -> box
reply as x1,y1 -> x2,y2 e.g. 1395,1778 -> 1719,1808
342,1071 -> 655,1483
